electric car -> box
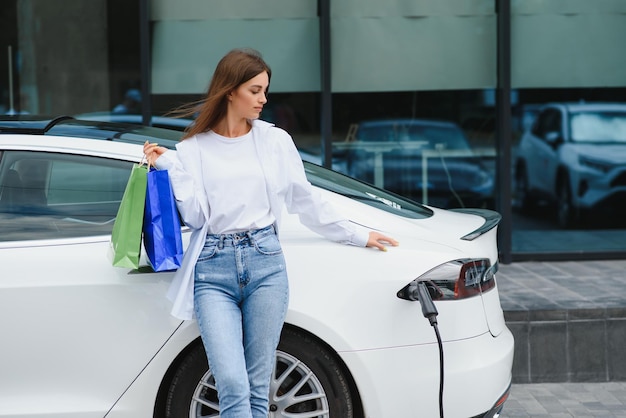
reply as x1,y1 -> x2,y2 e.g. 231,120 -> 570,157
0,116 -> 513,418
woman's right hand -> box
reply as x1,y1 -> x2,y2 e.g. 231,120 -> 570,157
366,231 -> 399,252
143,141 -> 168,166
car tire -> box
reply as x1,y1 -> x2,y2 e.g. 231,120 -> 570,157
161,342 -> 210,418
274,327 -> 356,417
514,163 -> 534,213
162,327 -> 356,418
556,180 -> 577,228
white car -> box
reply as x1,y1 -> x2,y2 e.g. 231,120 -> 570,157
0,116 -> 513,418
515,102 -> 626,227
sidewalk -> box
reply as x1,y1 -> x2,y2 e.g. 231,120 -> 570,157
496,260 -> 626,383
495,260 -> 626,417
496,260 -> 626,312
500,382 -> 626,417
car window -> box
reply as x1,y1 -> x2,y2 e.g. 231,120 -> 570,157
569,111 -> 626,143
420,126 -> 470,150
304,162 -> 432,219
0,151 -> 133,241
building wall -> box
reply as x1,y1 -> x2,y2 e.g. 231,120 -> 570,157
16,0 -> 110,115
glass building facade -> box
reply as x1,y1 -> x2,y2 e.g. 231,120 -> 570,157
2,0 -> 625,262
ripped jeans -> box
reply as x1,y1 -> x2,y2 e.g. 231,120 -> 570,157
194,225 -> 289,418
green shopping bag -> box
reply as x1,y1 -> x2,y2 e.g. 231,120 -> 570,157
109,163 -> 149,269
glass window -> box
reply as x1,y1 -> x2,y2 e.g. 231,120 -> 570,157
304,161 -> 432,219
510,0 -> 626,255
331,0 -> 496,92
513,101 -> 626,255
0,151 -> 132,241
329,89 -> 497,210
323,1 -> 497,210
511,2 -> 626,89
150,0 -> 319,94
0,0 -> 141,117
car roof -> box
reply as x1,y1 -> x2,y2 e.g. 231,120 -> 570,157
0,115 -> 182,149
545,102 -> 626,113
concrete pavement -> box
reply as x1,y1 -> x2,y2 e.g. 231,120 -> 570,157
501,382 -> 626,417
495,260 -> 626,417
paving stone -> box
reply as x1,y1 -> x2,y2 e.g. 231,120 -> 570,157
500,382 -> 626,418
497,261 -> 626,417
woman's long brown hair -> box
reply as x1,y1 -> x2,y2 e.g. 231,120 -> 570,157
175,48 -> 272,140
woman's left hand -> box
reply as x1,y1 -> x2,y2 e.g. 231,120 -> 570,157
366,231 -> 399,252
143,140 -> 168,166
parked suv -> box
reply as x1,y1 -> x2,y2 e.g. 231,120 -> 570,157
515,102 -> 626,227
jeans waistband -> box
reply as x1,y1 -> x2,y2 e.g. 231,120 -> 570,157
207,224 -> 275,247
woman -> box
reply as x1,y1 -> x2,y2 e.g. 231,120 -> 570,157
143,48 -> 398,418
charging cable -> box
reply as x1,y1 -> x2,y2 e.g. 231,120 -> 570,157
407,280 -> 444,418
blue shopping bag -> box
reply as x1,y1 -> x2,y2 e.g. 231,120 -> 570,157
143,168 -> 183,271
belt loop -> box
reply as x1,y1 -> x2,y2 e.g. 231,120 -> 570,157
246,230 -> 253,244
218,235 -> 225,250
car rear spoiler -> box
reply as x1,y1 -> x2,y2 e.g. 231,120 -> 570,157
450,208 -> 501,241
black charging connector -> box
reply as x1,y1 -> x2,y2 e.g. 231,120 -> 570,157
407,280 -> 444,418
414,281 -> 438,325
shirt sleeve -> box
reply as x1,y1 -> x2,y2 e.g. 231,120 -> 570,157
277,130 -> 370,247
154,147 -> 208,230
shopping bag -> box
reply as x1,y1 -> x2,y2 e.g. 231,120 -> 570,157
143,168 -> 183,271
109,163 -> 148,269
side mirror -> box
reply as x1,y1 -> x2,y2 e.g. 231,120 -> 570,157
544,131 -> 562,146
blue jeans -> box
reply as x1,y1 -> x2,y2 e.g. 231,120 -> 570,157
194,225 -> 289,418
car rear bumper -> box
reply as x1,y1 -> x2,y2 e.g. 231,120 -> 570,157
339,327 -> 514,418
473,383 -> 511,418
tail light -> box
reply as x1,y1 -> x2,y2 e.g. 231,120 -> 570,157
397,259 -> 497,301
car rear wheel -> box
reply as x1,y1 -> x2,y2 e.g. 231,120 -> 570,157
557,180 -> 576,228
162,327 -> 356,418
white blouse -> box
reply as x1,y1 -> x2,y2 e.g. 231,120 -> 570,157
197,130 -> 274,234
